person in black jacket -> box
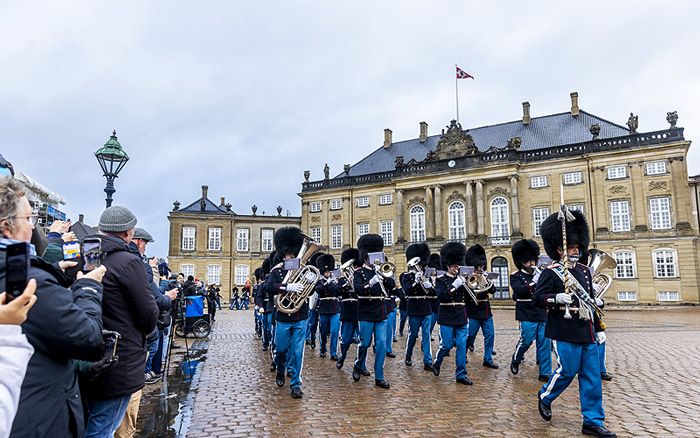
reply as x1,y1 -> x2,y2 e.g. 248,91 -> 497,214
431,242 -> 472,385
315,254 -> 341,360
427,253 -> 442,338
509,239 -> 551,382
400,243 -> 434,371
464,244 -> 498,369
533,209 -> 615,438
0,178 -> 106,438
255,258 -> 276,352
82,206 -> 159,437
352,234 -> 394,389
262,227 -> 309,399
336,248 -> 359,370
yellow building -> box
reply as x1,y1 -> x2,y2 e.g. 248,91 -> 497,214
299,94 -> 699,304
167,185 -> 301,298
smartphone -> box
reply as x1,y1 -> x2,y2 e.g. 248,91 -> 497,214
283,258 -> 301,271
82,238 -> 102,272
5,242 -> 30,302
102,330 -> 121,360
62,241 -> 81,260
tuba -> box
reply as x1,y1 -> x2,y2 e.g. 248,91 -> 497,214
275,234 -> 323,314
588,249 -> 617,300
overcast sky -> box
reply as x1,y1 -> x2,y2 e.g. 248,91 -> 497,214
2,1 -> 699,257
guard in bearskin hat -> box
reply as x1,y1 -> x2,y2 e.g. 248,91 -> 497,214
336,248 -> 361,370
431,242 -> 472,385
508,239 -> 551,381
261,227 -> 309,399
305,251 -> 325,350
464,244 -> 498,369
315,253 -> 341,360
253,267 -> 265,339
427,253 -> 442,336
533,209 -> 615,437
399,243 -> 434,370
352,234 -> 394,389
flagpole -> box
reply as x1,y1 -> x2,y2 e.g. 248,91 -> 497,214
455,64 -> 460,123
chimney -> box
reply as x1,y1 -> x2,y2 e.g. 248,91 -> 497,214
419,121 -> 428,143
78,214 -> 84,223
201,185 -> 209,199
522,102 -> 531,125
570,92 -> 580,116
220,196 -> 226,205
383,128 -> 392,148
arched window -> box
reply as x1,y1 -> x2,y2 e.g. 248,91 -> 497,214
409,205 -> 426,242
491,256 -> 509,299
490,197 -> 510,245
448,201 -> 466,241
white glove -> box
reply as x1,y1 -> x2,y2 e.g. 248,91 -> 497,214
555,293 -> 573,305
596,331 -> 606,344
451,276 -> 465,290
422,280 -> 433,289
593,283 -> 603,295
254,305 -> 260,311
414,271 -> 423,282
532,271 -> 541,284
369,275 -> 382,287
595,298 -> 604,307
286,283 -> 304,293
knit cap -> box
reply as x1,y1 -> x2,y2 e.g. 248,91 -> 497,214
99,205 -> 137,232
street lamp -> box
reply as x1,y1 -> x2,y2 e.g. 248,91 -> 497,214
95,130 -> 130,208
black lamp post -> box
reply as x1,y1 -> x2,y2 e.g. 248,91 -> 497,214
95,130 -> 130,208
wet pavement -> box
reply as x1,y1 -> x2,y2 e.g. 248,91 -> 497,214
139,306 -> 700,437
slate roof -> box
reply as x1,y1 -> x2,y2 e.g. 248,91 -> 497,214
70,221 -> 98,241
340,111 -> 629,178
180,197 -> 232,214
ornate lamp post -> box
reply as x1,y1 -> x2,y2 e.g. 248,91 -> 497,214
95,130 -> 130,208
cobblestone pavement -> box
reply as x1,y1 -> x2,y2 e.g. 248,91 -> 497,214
184,307 -> 700,437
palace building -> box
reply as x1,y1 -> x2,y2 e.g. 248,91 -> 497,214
298,92 -> 699,304
167,185 -> 301,297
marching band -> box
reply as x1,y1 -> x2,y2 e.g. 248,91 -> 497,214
250,205 -> 617,437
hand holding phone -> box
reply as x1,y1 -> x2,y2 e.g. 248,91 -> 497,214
77,265 -> 107,283
5,242 -> 30,302
82,238 -> 102,272
0,279 -> 37,325
62,241 -> 81,261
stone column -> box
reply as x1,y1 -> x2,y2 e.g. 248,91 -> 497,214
396,189 -> 405,242
590,167 -> 608,235
630,164 -> 647,232
476,179 -> 485,237
465,180 -> 476,237
670,158 -> 692,231
509,175 -> 522,237
425,186 -> 434,239
434,185 -> 443,239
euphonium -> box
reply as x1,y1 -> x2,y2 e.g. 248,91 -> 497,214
466,270 -> 493,294
588,249 -> 617,300
339,259 -> 356,289
407,256 -> 429,294
276,233 -> 322,315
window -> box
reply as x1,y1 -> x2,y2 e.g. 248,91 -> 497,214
236,228 -> 249,251
646,161 -> 667,175
610,200 -> 631,232
182,226 -> 195,250
613,251 -> 636,278
235,264 -> 250,285
181,264 -> 195,278
357,223 -> 369,237
491,257 -> 510,299
331,224 -> 342,249
310,226 -> 321,245
563,172 -> 582,185
530,175 -> 548,188
532,207 -> 549,236
310,202 -> 321,213
207,265 -> 221,285
653,249 -> 677,278
448,201 -> 466,240
490,197 -> 510,244
617,291 -> 637,301
658,291 -> 680,302
208,227 -> 222,251
330,199 -> 342,210
568,204 -> 585,214
409,205 -> 426,242
607,166 -> 627,179
356,196 -> 369,208
380,220 -> 394,246
261,228 -> 274,252
379,193 -> 393,205
649,197 -> 672,230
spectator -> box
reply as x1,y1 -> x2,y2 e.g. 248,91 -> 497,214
206,285 -> 218,322
0,177 -> 106,437
82,206 -> 159,437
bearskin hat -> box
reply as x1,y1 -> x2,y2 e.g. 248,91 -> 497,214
316,253 -> 336,273
539,209 -> 590,261
262,257 -> 272,276
271,251 -> 283,267
511,239 -> 540,270
357,233 -> 384,262
274,226 -> 304,257
428,253 -> 442,269
308,251 -> 324,268
440,242 -> 467,268
341,248 -> 361,268
465,244 -> 487,269
406,243 -> 430,267
254,267 -> 264,281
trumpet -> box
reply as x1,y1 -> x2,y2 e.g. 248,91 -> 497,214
275,233 -> 322,315
372,258 -> 395,297
407,256 -> 430,294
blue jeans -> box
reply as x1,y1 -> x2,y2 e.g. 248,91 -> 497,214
306,309 -> 319,342
405,315 -> 432,365
539,340 -> 604,427
340,320 -> 358,362
262,312 -> 274,348
144,329 -> 160,374
386,308 -> 397,353
275,319 -> 307,389
467,316 -> 495,362
355,319 -> 388,381
319,313 -> 340,357
598,341 -> 607,374
85,394 -> 132,437
434,324 -> 468,379
513,321 -> 552,377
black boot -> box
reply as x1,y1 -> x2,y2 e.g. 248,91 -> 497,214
456,376 -> 473,385
582,425 -> 617,437
601,372 -> 613,381
374,379 -> 390,389
291,387 -> 303,399
424,363 -> 434,372
275,371 -> 285,387
510,358 -> 520,375
538,395 -> 551,421
352,367 -> 362,382
432,361 -> 441,376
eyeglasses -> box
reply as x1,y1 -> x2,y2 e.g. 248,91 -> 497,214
14,214 -> 39,226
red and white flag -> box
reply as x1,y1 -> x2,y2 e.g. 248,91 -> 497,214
456,66 -> 474,79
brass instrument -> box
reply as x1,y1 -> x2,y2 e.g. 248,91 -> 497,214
466,270 -> 493,294
407,256 -> 429,294
458,267 -> 479,305
372,258 -> 395,297
588,249 -> 617,300
339,259 -> 356,289
275,233 -> 323,314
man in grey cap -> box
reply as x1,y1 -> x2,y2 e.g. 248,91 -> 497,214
82,206 -> 159,437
